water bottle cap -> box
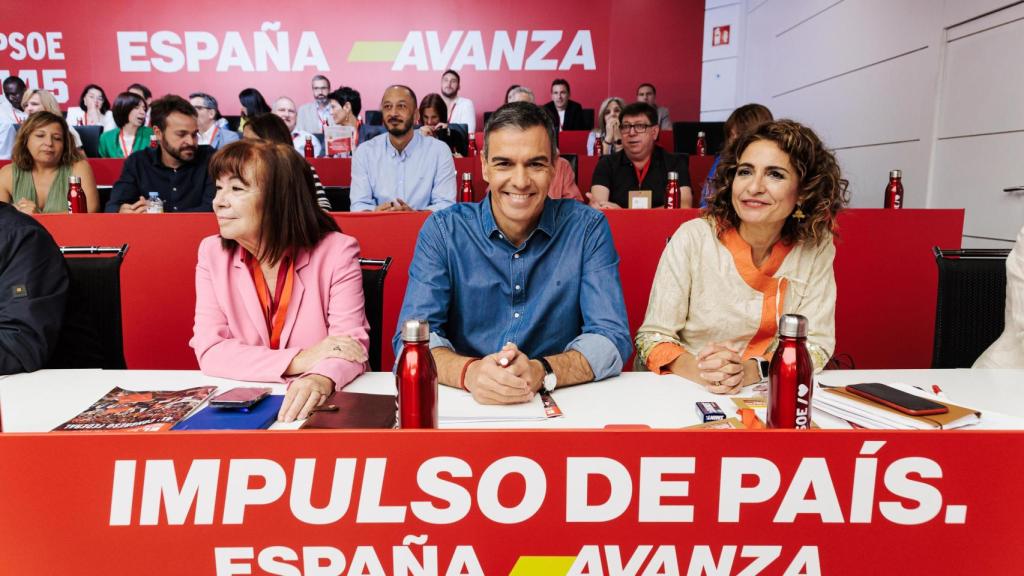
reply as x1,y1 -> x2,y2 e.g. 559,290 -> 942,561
778,314 -> 808,338
890,169 -> 901,179
667,171 -> 679,181
150,135 -> 157,140
148,192 -> 160,199
697,131 -> 705,137
68,175 -> 81,184
402,319 -> 430,342
462,172 -> 472,181
305,135 -> 312,141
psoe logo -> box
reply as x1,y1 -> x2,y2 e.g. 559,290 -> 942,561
350,30 -> 596,72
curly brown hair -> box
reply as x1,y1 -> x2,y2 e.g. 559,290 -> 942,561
703,119 -> 848,246
12,111 -> 83,171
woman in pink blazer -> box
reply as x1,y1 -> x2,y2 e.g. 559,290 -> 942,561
191,140 -> 369,422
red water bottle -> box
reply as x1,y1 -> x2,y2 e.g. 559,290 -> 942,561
884,169 -> 903,209
665,171 -> 681,209
149,135 -> 158,149
767,314 -> 814,429
460,172 -> 474,203
696,131 -> 707,156
396,319 -> 438,429
468,133 -> 478,157
593,135 -> 604,156
67,175 -> 86,214
304,135 -> 314,159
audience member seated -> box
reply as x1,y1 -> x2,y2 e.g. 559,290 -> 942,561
635,120 -> 848,394
98,92 -> 154,158
0,201 -> 68,374
504,84 -> 522,104
506,86 -> 532,104
0,122 -> 13,160
3,76 -> 28,123
126,83 -> 153,125
543,78 -> 588,131
587,97 -> 625,157
0,112 -> 99,213
350,86 -> 455,212
190,139 -> 369,422
701,103 -> 774,207
242,113 -> 331,211
974,223 -> 1024,368
190,93 -> 240,150
22,89 -> 83,149
394,102 -> 631,404
65,84 -> 116,132
273,96 -> 322,158
297,74 -> 334,134
106,95 -> 215,213
637,83 -> 672,130
417,93 -> 467,156
589,102 -> 691,209
238,88 -> 271,133
506,86 -> 582,201
326,87 -> 385,155
440,69 -> 476,134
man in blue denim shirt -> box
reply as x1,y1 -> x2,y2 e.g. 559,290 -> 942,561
394,102 -> 631,404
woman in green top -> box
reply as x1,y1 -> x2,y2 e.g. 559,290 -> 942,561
0,112 -> 99,213
98,92 -> 153,158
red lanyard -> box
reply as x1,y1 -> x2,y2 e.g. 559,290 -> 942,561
246,253 -> 296,350
119,131 -> 133,157
319,107 -> 330,129
203,126 -> 219,146
448,99 -> 457,121
353,119 -> 361,149
633,158 -> 652,188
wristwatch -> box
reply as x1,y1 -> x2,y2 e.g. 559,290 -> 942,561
537,357 -> 556,392
754,357 -> 771,383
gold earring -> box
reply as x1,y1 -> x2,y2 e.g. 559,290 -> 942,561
792,205 -> 806,221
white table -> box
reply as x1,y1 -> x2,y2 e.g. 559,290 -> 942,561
2,368 -> 1023,432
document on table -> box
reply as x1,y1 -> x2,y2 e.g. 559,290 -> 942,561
815,382 -> 985,430
439,387 -> 548,423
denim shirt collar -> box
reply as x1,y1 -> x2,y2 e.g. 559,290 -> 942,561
480,192 -> 558,246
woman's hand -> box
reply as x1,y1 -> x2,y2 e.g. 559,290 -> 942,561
696,342 -> 746,395
14,198 -> 38,215
278,374 -> 333,422
286,334 -> 367,376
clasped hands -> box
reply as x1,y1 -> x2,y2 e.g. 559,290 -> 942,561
695,342 -> 753,395
278,334 -> 367,422
463,342 -> 545,405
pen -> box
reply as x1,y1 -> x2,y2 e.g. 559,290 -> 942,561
932,385 -> 943,395
312,405 -> 338,413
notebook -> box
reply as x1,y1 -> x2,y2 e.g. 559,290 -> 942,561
172,395 -> 284,431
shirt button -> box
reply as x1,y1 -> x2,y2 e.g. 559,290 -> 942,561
514,254 -> 520,259
514,312 -> 520,318
515,285 -> 521,290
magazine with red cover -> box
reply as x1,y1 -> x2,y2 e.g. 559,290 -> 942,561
54,387 -> 216,432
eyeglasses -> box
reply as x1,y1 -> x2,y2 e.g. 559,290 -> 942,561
620,123 -> 653,134
193,105 -> 211,111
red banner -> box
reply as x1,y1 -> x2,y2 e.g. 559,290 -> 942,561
1,429 -> 1020,574
0,1 -> 704,123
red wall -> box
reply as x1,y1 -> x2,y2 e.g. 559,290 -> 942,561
1,1 -> 704,125
37,209 -> 962,372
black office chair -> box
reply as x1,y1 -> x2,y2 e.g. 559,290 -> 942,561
365,110 -> 383,126
581,108 -> 595,131
314,132 -> 326,155
931,247 -> 1011,368
561,154 -> 579,184
359,257 -> 393,372
97,186 -> 112,210
323,186 -> 350,212
47,245 -> 129,369
444,123 -> 470,156
483,111 -> 493,126
223,115 -> 241,132
75,125 -> 103,158
673,121 -> 725,154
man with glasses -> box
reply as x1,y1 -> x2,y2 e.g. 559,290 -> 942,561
589,102 -> 691,209
189,93 -> 239,150
297,75 -> 334,134
349,85 -> 455,212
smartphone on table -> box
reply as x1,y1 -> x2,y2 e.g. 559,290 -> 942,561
209,387 -> 272,409
845,383 -> 948,416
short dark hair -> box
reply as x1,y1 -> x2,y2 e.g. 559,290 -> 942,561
238,88 -> 271,118
619,102 -> 658,126
150,94 -> 198,131
4,76 -> 26,90
442,69 -> 461,83
418,93 -> 448,123
724,103 -> 773,142
328,87 -> 361,117
637,82 -> 656,95
126,83 -> 152,100
551,78 -> 570,93
78,84 -> 111,114
483,101 -> 557,162
189,92 -> 219,113
210,140 -> 340,265
243,113 -> 293,146
111,91 -> 145,128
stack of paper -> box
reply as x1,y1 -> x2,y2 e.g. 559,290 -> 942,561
815,383 -> 981,430
439,388 -> 548,424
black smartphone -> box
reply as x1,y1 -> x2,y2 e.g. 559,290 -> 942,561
209,387 -> 272,409
845,383 -> 948,416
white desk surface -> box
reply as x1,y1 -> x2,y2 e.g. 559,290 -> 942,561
1,369 -> 1022,433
